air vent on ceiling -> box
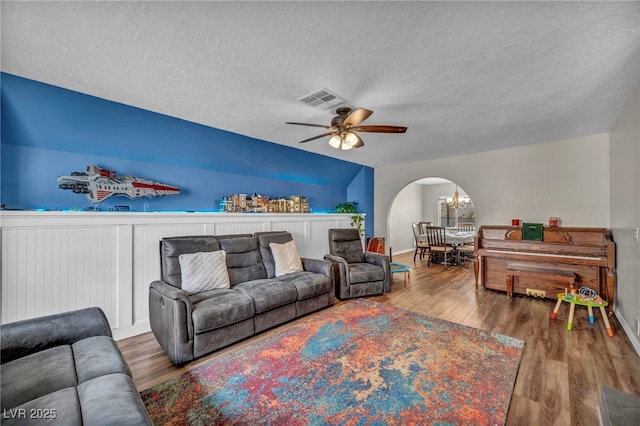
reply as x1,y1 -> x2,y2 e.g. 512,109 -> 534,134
297,87 -> 348,109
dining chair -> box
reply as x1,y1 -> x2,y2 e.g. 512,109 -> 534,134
424,226 -> 455,268
418,221 -> 434,234
412,223 -> 430,263
456,242 -> 475,266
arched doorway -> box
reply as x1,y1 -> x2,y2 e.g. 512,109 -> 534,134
387,177 -> 475,256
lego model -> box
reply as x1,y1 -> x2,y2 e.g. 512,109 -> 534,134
221,193 -> 309,213
57,165 -> 180,203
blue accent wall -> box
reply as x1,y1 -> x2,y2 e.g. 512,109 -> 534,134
1,73 -> 373,218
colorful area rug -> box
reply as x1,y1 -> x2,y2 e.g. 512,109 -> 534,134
141,299 -> 524,425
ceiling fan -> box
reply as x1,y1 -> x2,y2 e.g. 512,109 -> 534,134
286,107 -> 407,150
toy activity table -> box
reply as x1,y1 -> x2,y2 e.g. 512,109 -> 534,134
552,292 -> 613,337
390,262 -> 410,285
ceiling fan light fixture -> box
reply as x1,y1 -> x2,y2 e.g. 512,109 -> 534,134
328,134 -> 342,149
344,132 -> 359,147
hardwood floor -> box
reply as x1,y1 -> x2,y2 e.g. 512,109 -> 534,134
119,251 -> 640,425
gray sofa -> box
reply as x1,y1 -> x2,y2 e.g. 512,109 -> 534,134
149,231 -> 335,365
0,307 -> 152,425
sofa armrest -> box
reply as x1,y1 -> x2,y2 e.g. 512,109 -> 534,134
301,257 -> 331,277
364,252 -> 392,293
1,307 -> 112,364
324,254 -> 351,298
148,280 -> 196,364
302,258 -> 335,303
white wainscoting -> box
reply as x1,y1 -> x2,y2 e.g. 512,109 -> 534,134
0,211 -> 357,339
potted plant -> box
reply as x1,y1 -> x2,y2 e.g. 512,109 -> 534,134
335,201 -> 364,236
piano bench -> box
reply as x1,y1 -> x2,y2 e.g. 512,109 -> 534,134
505,265 -> 576,299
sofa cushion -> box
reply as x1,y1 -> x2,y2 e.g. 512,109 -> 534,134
234,279 -> 297,314
78,373 -> 151,425
348,263 -> 385,284
160,236 -> 220,288
1,345 -> 78,409
257,231 -> 293,278
2,387 -> 82,426
191,289 -> 255,334
179,250 -> 230,294
276,271 -> 332,300
220,237 -> 268,285
270,240 -> 303,277
72,336 -> 131,383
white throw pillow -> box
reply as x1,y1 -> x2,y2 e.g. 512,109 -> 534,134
270,240 -> 304,277
179,250 -> 230,294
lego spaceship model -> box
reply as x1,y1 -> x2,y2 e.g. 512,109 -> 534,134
57,165 -> 180,203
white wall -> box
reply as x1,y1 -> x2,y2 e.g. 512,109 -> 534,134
376,133 -> 610,239
610,84 -> 640,352
387,183 -> 423,255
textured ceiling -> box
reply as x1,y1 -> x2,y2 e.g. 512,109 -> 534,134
2,1 -> 639,167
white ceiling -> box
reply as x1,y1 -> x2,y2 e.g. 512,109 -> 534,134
2,1 -> 638,168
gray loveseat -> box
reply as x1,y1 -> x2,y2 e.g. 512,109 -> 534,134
0,307 -> 152,425
149,231 -> 334,364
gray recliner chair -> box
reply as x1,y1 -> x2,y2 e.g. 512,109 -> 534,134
324,228 -> 391,299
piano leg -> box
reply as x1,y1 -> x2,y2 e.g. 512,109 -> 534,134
606,267 -> 615,316
473,254 -> 480,293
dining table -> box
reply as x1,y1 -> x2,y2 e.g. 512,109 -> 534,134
444,230 -> 476,246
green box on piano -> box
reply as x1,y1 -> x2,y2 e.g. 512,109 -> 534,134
522,223 -> 544,241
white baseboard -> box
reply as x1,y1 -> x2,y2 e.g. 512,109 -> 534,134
614,306 -> 640,357
112,320 -> 151,341
391,248 -> 414,255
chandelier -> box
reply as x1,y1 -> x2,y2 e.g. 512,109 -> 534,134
447,186 -> 470,209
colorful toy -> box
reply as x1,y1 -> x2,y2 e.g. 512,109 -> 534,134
551,287 -> 613,337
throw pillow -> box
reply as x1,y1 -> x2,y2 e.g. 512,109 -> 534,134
179,250 -> 230,294
269,240 -> 303,277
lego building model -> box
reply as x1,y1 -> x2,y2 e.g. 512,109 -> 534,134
221,193 -> 309,213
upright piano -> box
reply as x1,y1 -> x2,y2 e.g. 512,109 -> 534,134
474,225 -> 615,314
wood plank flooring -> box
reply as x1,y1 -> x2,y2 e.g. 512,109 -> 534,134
119,251 -> 640,425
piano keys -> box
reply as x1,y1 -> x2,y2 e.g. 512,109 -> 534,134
473,225 -> 616,314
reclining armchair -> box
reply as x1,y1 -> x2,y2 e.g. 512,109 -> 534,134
324,228 -> 391,299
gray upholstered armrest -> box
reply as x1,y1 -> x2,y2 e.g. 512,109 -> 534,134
1,307 -> 111,364
301,257 -> 332,277
364,251 -> 389,268
324,253 -> 351,294
149,280 -> 197,364
149,280 -> 193,305
364,252 -> 392,293
149,280 -> 194,337
324,253 -> 349,268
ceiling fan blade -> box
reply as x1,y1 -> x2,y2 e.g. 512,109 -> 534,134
286,122 -> 332,129
343,108 -> 373,127
353,125 -> 407,133
298,131 -> 337,144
